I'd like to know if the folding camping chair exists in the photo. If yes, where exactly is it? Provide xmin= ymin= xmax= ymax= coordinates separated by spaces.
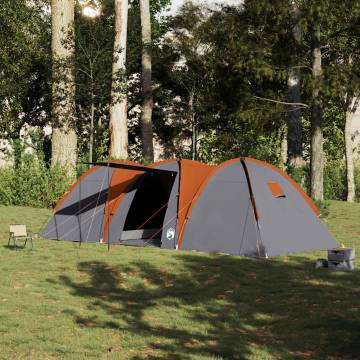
xmin=8 ymin=224 xmax=33 ymax=250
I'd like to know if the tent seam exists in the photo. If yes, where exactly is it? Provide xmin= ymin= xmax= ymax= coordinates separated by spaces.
xmin=240 ymin=158 xmax=266 ymax=257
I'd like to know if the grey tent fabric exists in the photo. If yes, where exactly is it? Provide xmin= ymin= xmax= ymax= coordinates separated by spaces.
xmin=181 ymin=161 xmax=261 ymax=256
xmin=156 ymin=161 xmax=180 ymax=249
xmin=41 ymin=166 xmax=114 ymax=242
xmin=243 ymin=159 xmax=337 ymax=256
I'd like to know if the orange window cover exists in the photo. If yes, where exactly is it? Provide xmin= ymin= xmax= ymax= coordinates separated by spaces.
xmin=268 ymin=181 xmax=285 ymax=197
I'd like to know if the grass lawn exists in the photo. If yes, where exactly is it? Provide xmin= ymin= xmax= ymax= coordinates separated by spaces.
xmin=0 ymin=201 xmax=359 ymax=359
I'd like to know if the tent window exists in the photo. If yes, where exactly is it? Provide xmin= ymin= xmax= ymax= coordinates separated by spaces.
xmin=267 ymin=181 xmax=285 ymax=198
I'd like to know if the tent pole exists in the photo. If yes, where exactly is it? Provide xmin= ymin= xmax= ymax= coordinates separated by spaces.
xmin=240 ymin=158 xmax=264 ymax=257
xmin=175 ymin=159 xmax=181 ymax=250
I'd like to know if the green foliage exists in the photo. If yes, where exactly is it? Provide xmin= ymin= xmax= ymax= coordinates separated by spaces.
xmin=323 ymin=104 xmax=347 ymax=201
xmin=0 ymin=0 xmax=51 ymax=139
xmin=301 ymin=102 xmax=348 ymax=201
xmin=355 ymin=167 xmax=360 ymax=202
xmin=198 ymin=122 xmax=282 ymax=164
xmin=0 ymin=155 xmax=73 ymax=208
xmin=287 ymin=160 xmax=347 ymax=202
xmin=1 ymin=0 xmax=360 ymax=202
xmin=324 ymin=159 xmax=346 ymax=201
xmin=287 ymin=164 xmax=308 ymax=191
xmin=314 ymin=199 xmax=330 ymax=219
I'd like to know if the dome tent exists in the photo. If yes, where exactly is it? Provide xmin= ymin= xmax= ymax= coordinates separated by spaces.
xmin=41 ymin=158 xmax=337 ymax=257
xmin=180 ymin=158 xmax=336 ymax=257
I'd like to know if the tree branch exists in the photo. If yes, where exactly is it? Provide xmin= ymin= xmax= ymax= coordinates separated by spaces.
xmin=253 ymin=96 xmax=309 ymax=108
xmin=77 ymin=68 xmax=92 ymax=78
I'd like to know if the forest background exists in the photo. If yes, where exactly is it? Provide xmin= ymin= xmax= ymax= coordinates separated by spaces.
xmin=0 ymin=0 xmax=360 ymax=208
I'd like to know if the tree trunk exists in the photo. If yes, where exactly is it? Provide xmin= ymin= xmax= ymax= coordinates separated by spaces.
xmin=310 ymin=25 xmax=324 ymax=201
xmin=51 ymin=0 xmax=77 ymax=177
xmin=140 ymin=0 xmax=154 ymax=163
xmin=280 ymin=125 xmax=288 ymax=170
xmin=13 ymin=133 xmax=22 ymax=170
xmin=345 ymin=96 xmax=358 ymax=202
xmin=89 ymin=98 xmax=95 ymax=164
xmin=191 ymin=124 xmax=197 ymax=161
xmin=287 ymin=66 xmax=303 ymax=167
xmin=109 ymin=0 xmax=128 ymax=160
xmin=189 ymin=90 xmax=197 ymax=160
xmin=287 ymin=1 xmax=303 ymax=168
xmin=89 ymin=61 xmax=95 ymax=164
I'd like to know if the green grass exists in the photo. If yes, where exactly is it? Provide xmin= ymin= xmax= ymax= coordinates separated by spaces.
xmin=0 ymin=201 xmax=359 ymax=359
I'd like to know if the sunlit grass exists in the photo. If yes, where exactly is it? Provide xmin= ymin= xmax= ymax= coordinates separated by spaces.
xmin=0 ymin=201 xmax=359 ymax=359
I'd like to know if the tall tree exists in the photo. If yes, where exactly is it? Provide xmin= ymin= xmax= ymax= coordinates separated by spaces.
xmin=109 ymin=0 xmax=128 ymax=159
xmin=140 ymin=0 xmax=154 ymax=162
xmin=51 ymin=0 xmax=77 ymax=175
xmin=155 ymin=4 xmax=216 ymax=160
xmin=310 ymin=24 xmax=324 ymax=200
xmin=287 ymin=0 xmax=303 ymax=168
xmin=326 ymin=1 xmax=360 ymax=201
xmin=344 ymin=95 xmax=358 ymax=202
xmin=75 ymin=0 xmax=115 ymax=163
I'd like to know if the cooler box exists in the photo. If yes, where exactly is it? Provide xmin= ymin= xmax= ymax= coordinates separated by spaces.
xmin=327 ymin=248 xmax=355 ymax=271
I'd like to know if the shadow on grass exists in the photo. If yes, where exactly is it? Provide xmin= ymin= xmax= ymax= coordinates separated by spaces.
xmin=54 ymin=253 xmax=360 ymax=359
xmin=3 ymin=244 xmax=29 ymax=251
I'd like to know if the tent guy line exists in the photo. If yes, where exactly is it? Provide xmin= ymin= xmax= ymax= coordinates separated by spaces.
xmin=85 ymin=166 xmax=108 ymax=243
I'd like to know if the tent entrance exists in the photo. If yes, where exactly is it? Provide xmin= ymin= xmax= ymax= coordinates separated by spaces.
xmin=122 ymin=171 xmax=176 ymax=246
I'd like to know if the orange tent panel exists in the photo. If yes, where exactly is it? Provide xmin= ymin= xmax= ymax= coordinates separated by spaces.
xmin=177 ymin=159 xmax=214 ymax=248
